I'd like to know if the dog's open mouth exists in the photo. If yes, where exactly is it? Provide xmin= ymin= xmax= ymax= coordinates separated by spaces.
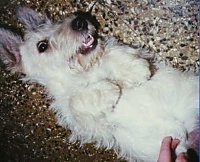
xmin=78 ymin=34 xmax=96 ymax=55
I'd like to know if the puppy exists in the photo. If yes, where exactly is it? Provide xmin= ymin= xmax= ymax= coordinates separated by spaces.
xmin=0 ymin=7 xmax=198 ymax=162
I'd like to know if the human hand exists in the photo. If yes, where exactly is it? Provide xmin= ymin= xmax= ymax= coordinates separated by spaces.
xmin=157 ymin=136 xmax=188 ymax=162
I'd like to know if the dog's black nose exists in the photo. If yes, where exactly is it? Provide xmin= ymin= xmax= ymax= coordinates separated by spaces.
xmin=71 ymin=17 xmax=88 ymax=31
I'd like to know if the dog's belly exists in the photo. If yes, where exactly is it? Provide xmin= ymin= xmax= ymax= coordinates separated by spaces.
xmin=107 ymin=68 xmax=198 ymax=161
xmin=54 ymin=67 xmax=198 ymax=162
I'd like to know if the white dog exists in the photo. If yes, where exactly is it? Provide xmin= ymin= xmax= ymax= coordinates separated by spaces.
xmin=0 ymin=7 xmax=198 ymax=162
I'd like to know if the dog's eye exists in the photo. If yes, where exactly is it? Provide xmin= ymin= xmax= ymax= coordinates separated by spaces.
xmin=37 ymin=40 xmax=49 ymax=53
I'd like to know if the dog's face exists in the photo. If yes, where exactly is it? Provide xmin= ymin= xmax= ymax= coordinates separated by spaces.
xmin=0 ymin=7 xmax=100 ymax=76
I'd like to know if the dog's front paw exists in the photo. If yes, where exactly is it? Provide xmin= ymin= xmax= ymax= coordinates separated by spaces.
xmin=113 ymin=58 xmax=151 ymax=88
xmin=69 ymin=81 xmax=120 ymax=118
xmin=102 ymin=46 xmax=152 ymax=88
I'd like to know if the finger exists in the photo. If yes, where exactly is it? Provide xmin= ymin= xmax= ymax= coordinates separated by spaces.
xmin=171 ymin=138 xmax=180 ymax=150
xmin=157 ymin=136 xmax=172 ymax=162
xmin=171 ymin=138 xmax=180 ymax=161
xmin=175 ymin=152 xmax=188 ymax=162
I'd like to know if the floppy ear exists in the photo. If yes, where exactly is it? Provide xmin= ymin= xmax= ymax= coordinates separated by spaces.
xmin=16 ymin=6 xmax=51 ymax=31
xmin=0 ymin=28 xmax=23 ymax=73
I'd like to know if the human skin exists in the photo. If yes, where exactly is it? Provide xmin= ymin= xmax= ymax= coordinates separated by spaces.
xmin=157 ymin=136 xmax=188 ymax=162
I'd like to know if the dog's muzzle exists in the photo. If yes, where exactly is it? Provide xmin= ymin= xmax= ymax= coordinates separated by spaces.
xmin=71 ymin=16 xmax=98 ymax=55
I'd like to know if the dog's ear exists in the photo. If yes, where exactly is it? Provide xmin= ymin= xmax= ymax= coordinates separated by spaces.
xmin=0 ymin=28 xmax=23 ymax=73
xmin=16 ymin=6 xmax=51 ymax=31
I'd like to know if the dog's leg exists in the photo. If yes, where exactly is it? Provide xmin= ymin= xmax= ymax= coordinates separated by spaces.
xmin=68 ymin=80 xmax=122 ymax=146
xmin=69 ymin=80 xmax=120 ymax=126
xmin=102 ymin=47 xmax=152 ymax=88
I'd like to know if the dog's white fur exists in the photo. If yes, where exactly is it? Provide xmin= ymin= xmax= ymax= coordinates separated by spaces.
xmin=0 ymin=7 xmax=198 ymax=162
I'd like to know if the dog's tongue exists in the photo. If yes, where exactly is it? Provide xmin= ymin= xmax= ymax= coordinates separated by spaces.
xmin=83 ymin=35 xmax=94 ymax=48
xmin=79 ymin=35 xmax=94 ymax=55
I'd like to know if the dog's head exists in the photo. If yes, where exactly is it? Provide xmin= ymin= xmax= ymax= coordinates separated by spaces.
xmin=0 ymin=7 xmax=101 ymax=76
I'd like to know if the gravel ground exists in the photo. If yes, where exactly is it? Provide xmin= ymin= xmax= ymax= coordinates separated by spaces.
xmin=0 ymin=0 xmax=198 ymax=161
